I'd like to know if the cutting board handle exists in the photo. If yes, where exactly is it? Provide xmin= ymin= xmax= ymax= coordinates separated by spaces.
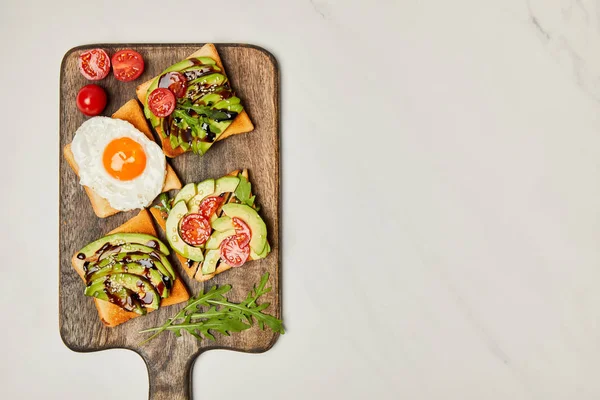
xmin=146 ymin=353 xmax=195 ymax=400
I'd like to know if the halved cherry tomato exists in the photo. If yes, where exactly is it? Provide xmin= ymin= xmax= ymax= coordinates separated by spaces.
xmin=220 ymin=236 xmax=250 ymax=267
xmin=199 ymin=196 xmax=224 ymax=219
xmin=111 ymin=49 xmax=145 ymax=82
xmin=76 ymin=84 xmax=107 ymax=116
xmin=158 ymin=72 xmax=188 ymax=98
xmin=78 ymin=49 xmax=110 ymax=80
xmin=232 ymin=217 xmax=251 ymax=248
xmin=179 ymin=213 xmax=211 ymax=246
xmin=148 ymin=88 xmax=175 ymax=117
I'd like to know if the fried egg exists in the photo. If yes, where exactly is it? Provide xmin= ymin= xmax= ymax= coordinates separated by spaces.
xmin=71 ymin=117 xmax=166 ymax=211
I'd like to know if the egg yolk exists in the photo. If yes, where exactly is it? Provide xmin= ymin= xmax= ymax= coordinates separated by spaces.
xmin=102 ymin=137 xmax=147 ymax=181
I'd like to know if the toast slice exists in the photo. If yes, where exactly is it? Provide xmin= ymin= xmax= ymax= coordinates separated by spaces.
xmin=71 ymin=209 xmax=190 ymax=327
xmin=150 ymin=169 xmax=266 ymax=282
xmin=136 ymin=43 xmax=254 ymax=158
xmin=63 ymin=99 xmax=182 ymax=218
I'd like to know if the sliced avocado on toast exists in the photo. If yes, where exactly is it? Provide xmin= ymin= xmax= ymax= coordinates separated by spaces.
xmin=155 ymin=170 xmax=271 ymax=283
xmin=76 ymin=233 xmax=174 ymax=314
xmin=144 ymin=57 xmax=244 ymax=156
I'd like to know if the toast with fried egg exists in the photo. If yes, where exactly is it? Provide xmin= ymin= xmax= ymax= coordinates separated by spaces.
xmin=63 ymin=99 xmax=182 ymax=218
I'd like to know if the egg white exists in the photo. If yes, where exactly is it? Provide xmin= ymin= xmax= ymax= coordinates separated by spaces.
xmin=71 ymin=117 xmax=167 ymax=211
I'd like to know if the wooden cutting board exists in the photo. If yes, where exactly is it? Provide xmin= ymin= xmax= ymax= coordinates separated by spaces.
xmin=59 ymin=44 xmax=280 ymax=400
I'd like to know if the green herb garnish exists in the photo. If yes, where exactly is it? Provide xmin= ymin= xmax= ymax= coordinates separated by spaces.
xmin=153 ymin=193 xmax=172 ymax=216
xmin=234 ymin=174 xmax=257 ymax=208
xmin=139 ymin=272 xmax=283 ymax=344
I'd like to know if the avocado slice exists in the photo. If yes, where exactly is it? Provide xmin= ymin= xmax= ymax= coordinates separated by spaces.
xmin=76 ymin=233 xmax=170 ymax=261
xmin=215 ymin=176 xmax=240 ymax=195
xmin=188 ymin=179 xmax=216 ymax=213
xmin=86 ymin=262 xmax=170 ymax=299
xmin=94 ymin=243 xmax=176 ymax=281
xmin=214 ymin=97 xmax=240 ymax=108
xmin=205 ymin=229 xmax=236 ymax=250
xmin=201 ymin=249 xmax=221 ymax=275
xmin=188 ymin=73 xmax=227 ymax=87
xmin=85 ymin=280 xmax=146 ymax=315
xmin=221 ymin=204 xmax=268 ymax=254
xmin=174 ymin=183 xmax=197 ymax=204
xmin=211 ymin=216 xmax=234 ymax=232
xmin=87 ymin=273 xmax=160 ymax=310
xmin=197 ymin=93 xmax=225 ymax=106
xmin=250 ymin=241 xmax=271 ymax=260
xmin=166 ymin=201 xmax=205 ymax=262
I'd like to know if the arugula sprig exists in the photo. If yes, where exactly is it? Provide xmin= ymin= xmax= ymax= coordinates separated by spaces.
xmin=139 ymin=272 xmax=283 ymax=345
xmin=234 ymin=174 xmax=258 ymax=209
xmin=153 ymin=193 xmax=173 ymax=216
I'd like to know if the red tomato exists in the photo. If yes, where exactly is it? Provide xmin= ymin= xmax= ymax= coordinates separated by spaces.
xmin=111 ymin=49 xmax=145 ymax=82
xmin=148 ymin=88 xmax=175 ymax=117
xmin=76 ymin=84 xmax=107 ymax=116
xmin=78 ymin=49 xmax=110 ymax=81
xmin=199 ymin=196 xmax=224 ymax=219
xmin=232 ymin=217 xmax=251 ymax=248
xmin=159 ymin=72 xmax=188 ymax=98
xmin=220 ymin=236 xmax=250 ymax=267
xmin=179 ymin=214 xmax=211 ymax=246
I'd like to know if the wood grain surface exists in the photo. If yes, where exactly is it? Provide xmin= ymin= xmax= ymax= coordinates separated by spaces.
xmin=59 ymin=44 xmax=280 ymax=400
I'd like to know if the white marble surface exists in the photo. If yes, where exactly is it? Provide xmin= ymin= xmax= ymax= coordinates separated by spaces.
xmin=2 ymin=0 xmax=600 ymax=398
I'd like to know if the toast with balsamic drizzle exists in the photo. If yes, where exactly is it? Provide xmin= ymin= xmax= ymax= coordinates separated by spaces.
xmin=136 ymin=43 xmax=254 ymax=158
xmin=71 ymin=209 xmax=190 ymax=327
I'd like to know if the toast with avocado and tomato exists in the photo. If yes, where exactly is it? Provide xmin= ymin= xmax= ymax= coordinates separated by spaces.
xmin=71 ymin=209 xmax=190 ymax=327
xmin=136 ymin=43 xmax=254 ymax=158
xmin=150 ymin=169 xmax=270 ymax=282
xmin=63 ymin=99 xmax=182 ymax=218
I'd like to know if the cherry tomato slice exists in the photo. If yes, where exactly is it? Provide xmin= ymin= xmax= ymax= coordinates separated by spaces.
xmin=112 ymin=49 xmax=145 ymax=82
xmin=148 ymin=88 xmax=176 ymax=117
xmin=158 ymin=72 xmax=188 ymax=98
xmin=198 ymin=196 xmax=224 ymax=219
xmin=220 ymin=236 xmax=250 ymax=267
xmin=179 ymin=213 xmax=211 ymax=246
xmin=78 ymin=49 xmax=110 ymax=81
xmin=232 ymin=217 xmax=251 ymax=248
xmin=76 ymin=84 xmax=107 ymax=116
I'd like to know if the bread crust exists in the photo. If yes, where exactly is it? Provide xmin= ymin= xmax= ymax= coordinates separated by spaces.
xmin=71 ymin=209 xmax=190 ymax=327
xmin=63 ymin=99 xmax=182 ymax=218
xmin=136 ymin=44 xmax=254 ymax=157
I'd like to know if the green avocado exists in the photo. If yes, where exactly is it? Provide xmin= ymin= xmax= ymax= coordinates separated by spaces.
xmin=198 ymin=93 xmax=225 ymax=106
xmin=87 ymin=273 xmax=160 ymax=309
xmin=84 ymin=280 xmax=146 ymax=315
xmin=250 ymin=241 xmax=271 ymax=260
xmin=188 ymin=179 xmax=216 ymax=213
xmin=86 ymin=262 xmax=170 ymax=299
xmin=166 ymin=201 xmax=205 ymax=262
xmin=95 ymin=243 xmax=176 ymax=281
xmin=174 ymin=183 xmax=197 ymax=204
xmin=205 ymin=229 xmax=236 ymax=250
xmin=188 ymin=73 xmax=227 ymax=87
xmin=211 ymin=216 xmax=234 ymax=232
xmin=201 ymin=249 xmax=221 ymax=275
xmin=221 ymin=204 xmax=268 ymax=254
xmin=215 ymin=176 xmax=240 ymax=194
xmin=77 ymin=233 xmax=170 ymax=260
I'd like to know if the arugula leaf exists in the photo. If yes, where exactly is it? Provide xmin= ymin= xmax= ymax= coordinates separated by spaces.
xmin=153 ymin=193 xmax=172 ymax=216
xmin=234 ymin=174 xmax=254 ymax=207
xmin=139 ymin=273 xmax=283 ymax=344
